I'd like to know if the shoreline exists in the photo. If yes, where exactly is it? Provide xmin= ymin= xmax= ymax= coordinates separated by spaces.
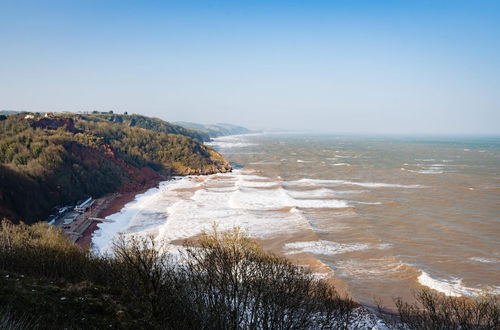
xmin=76 ymin=178 xmax=166 ymax=249
xmin=74 ymin=172 xmax=394 ymax=326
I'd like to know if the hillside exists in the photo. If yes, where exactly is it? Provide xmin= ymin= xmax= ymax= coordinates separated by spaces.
xmin=0 ymin=222 xmax=358 ymax=329
xmin=0 ymin=113 xmax=231 ymax=224
xmin=1 ymin=221 xmax=497 ymax=329
xmin=176 ymin=121 xmax=254 ymax=138
xmin=91 ymin=112 xmax=211 ymax=142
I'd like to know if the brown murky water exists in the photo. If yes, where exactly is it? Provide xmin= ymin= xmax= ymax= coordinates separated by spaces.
xmin=93 ymin=133 xmax=500 ymax=307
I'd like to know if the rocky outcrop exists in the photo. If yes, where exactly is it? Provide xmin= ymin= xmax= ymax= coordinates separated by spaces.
xmin=32 ymin=118 xmax=78 ymax=132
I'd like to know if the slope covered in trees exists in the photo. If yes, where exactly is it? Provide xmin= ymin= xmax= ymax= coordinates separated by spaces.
xmin=92 ymin=113 xmax=211 ymax=142
xmin=0 ymin=113 xmax=231 ymax=224
xmin=176 ymin=121 xmax=254 ymax=138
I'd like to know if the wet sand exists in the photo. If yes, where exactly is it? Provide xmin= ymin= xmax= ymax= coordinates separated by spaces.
xmin=76 ymin=178 xmax=165 ymax=249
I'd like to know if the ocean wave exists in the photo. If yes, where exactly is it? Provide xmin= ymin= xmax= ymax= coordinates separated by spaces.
xmin=229 ymin=187 xmax=349 ymax=210
xmin=402 ymin=162 xmax=448 ymax=174
xmin=235 ymin=180 xmax=280 ymax=188
xmin=248 ymin=161 xmax=280 ymax=165
xmin=286 ymin=188 xmax=338 ymax=199
xmin=284 ymin=240 xmax=370 ymax=256
xmin=417 ymin=170 xmax=444 ymax=174
xmin=334 ymin=257 xmax=408 ymax=278
xmin=207 ymin=141 xmax=257 ymax=148
xmin=286 ymin=187 xmax=366 ymax=200
xmin=417 ymin=271 xmax=500 ymax=297
xmin=469 ymin=257 xmax=498 ymax=264
xmin=206 ymin=134 xmax=260 ymax=149
xmin=159 ymin=189 xmax=313 ymax=241
xmin=286 ymin=178 xmax=424 ymax=189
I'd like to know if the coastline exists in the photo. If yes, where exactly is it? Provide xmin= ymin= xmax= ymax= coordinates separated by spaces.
xmin=76 ymin=178 xmax=165 ymax=249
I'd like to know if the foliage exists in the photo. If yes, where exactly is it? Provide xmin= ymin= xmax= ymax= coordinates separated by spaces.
xmin=0 ymin=222 xmax=356 ymax=329
xmin=85 ymin=113 xmax=211 ymax=142
xmin=0 ymin=114 xmax=230 ymax=224
xmin=180 ymin=226 xmax=356 ymax=329
xmin=176 ymin=121 xmax=253 ymax=138
xmin=395 ymin=288 xmax=500 ymax=329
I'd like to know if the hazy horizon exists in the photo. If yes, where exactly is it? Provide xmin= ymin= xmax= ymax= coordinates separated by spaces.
xmin=1 ymin=1 xmax=499 ymax=135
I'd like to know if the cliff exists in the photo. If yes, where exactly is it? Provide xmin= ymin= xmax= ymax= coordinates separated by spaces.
xmin=0 ymin=113 xmax=231 ymax=224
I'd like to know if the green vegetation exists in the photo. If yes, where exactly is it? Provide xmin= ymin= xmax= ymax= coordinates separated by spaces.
xmin=87 ymin=113 xmax=211 ymax=142
xmin=0 ymin=221 xmax=499 ymax=329
xmin=0 ymin=113 xmax=231 ymax=224
xmin=176 ymin=121 xmax=254 ymax=138
xmin=0 ymin=221 xmax=356 ymax=329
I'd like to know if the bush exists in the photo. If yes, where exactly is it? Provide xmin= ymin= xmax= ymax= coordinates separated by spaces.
xmin=3 ymin=220 xmax=500 ymax=329
xmin=109 ymin=228 xmax=356 ymax=329
xmin=180 ymin=227 xmax=356 ymax=329
xmin=395 ymin=288 xmax=500 ymax=329
xmin=0 ymin=308 xmax=37 ymax=330
xmin=0 ymin=221 xmax=356 ymax=328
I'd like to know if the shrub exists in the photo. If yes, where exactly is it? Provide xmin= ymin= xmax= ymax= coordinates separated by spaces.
xmin=181 ymin=227 xmax=356 ymax=329
xmin=0 ymin=308 xmax=37 ymax=330
xmin=395 ymin=288 xmax=500 ymax=329
xmin=1 ymin=221 xmax=356 ymax=329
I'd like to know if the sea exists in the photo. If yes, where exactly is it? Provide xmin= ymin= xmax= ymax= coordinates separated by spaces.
xmin=92 ymin=133 xmax=500 ymax=307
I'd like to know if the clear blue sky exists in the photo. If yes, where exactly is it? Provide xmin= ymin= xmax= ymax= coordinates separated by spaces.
xmin=1 ymin=0 xmax=499 ymax=134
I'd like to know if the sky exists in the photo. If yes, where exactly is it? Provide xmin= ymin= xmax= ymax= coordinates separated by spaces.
xmin=1 ymin=0 xmax=499 ymax=134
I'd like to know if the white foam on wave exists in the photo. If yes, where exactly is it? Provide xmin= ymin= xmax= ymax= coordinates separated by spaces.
xmin=417 ymin=170 xmax=444 ymax=174
xmin=94 ymin=169 xmax=373 ymax=252
xmin=229 ymin=187 xmax=349 ymax=210
xmin=92 ymin=169 xmax=394 ymax=256
xmin=351 ymin=201 xmax=383 ymax=205
xmin=417 ymin=163 xmax=447 ymax=174
xmin=92 ymin=179 xmax=192 ymax=253
xmin=236 ymin=180 xmax=279 ymax=188
xmin=232 ymin=173 xmax=280 ymax=188
xmin=334 ymin=257 xmax=407 ymax=278
xmin=295 ymin=199 xmax=349 ymax=208
xmin=286 ymin=188 xmax=337 ymax=199
xmin=206 ymin=186 xmax=238 ymax=192
xmin=284 ymin=240 xmax=370 ymax=256
xmin=469 ymin=257 xmax=498 ymax=264
xmin=418 ymin=271 xmax=500 ymax=297
xmin=158 ymin=187 xmax=314 ymax=242
xmin=401 ymin=167 xmax=444 ymax=174
xmin=331 ymin=163 xmax=351 ymax=167
xmin=207 ymin=141 xmax=257 ymax=148
xmin=206 ymin=134 xmax=261 ymax=149
xmin=287 ymin=178 xmax=423 ymax=189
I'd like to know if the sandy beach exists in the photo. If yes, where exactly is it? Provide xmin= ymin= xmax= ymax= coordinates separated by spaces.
xmin=76 ymin=178 xmax=165 ymax=249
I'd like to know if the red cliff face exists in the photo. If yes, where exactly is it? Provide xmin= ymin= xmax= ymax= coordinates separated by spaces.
xmin=32 ymin=118 xmax=77 ymax=132
xmin=67 ymin=142 xmax=166 ymax=193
